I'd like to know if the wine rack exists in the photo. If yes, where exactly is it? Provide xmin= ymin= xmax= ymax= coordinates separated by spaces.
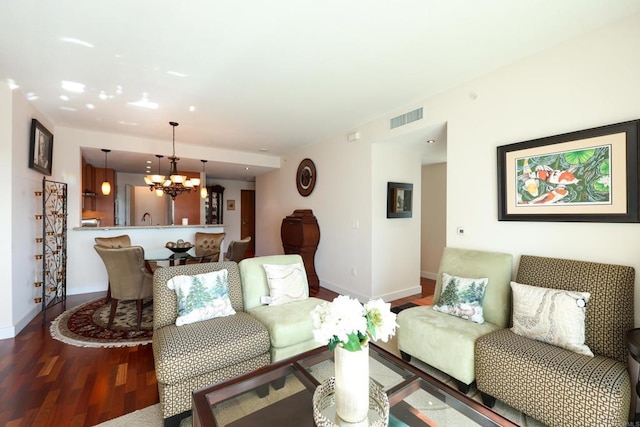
xmin=35 ymin=177 xmax=67 ymax=324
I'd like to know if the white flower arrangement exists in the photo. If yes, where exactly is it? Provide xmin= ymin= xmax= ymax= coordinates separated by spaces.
xmin=311 ymin=295 xmax=398 ymax=352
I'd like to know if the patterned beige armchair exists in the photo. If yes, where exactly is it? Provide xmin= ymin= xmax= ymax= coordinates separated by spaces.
xmin=475 ymin=256 xmax=634 ymax=427
xmin=152 ymin=261 xmax=270 ymax=426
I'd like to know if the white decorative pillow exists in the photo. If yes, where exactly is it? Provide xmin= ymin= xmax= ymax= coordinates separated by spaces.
xmin=263 ymin=263 xmax=307 ymax=306
xmin=510 ymin=281 xmax=593 ymax=356
xmin=166 ymin=269 xmax=236 ymax=326
xmin=432 ymin=272 xmax=488 ymax=324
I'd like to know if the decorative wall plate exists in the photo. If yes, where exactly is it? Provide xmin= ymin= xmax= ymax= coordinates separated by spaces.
xmin=296 ymin=158 xmax=317 ymax=196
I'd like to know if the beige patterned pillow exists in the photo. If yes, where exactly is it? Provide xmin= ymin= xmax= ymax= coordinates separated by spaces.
xmin=263 ymin=263 xmax=307 ymax=306
xmin=511 ymin=281 xmax=593 ymax=356
xmin=167 ymin=270 xmax=236 ymax=326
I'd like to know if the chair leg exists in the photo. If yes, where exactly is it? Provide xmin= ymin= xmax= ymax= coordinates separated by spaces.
xmin=105 ymin=282 xmax=111 ymax=303
xmin=136 ymin=299 xmax=143 ymax=330
xmin=107 ymin=299 xmax=118 ymax=329
xmin=481 ymin=392 xmax=496 ymax=408
xmin=455 ymin=380 xmax=471 ymax=394
xmin=400 ymin=351 xmax=412 ymax=362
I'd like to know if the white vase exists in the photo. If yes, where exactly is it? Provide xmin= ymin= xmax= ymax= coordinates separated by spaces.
xmin=334 ymin=343 xmax=370 ymax=423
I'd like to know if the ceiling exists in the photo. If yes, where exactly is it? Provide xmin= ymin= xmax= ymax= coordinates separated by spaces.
xmin=2 ymin=1 xmax=640 ymax=179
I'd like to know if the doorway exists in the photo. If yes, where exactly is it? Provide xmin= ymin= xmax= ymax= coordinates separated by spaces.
xmin=240 ymin=190 xmax=256 ymax=257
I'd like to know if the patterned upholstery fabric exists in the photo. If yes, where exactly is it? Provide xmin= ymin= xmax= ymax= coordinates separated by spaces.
xmin=152 ymin=262 xmax=270 ymax=421
xmin=475 ymin=255 xmax=634 ymax=427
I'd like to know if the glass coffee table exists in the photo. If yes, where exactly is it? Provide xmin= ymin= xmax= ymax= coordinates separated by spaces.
xmin=192 ymin=344 xmax=518 ymax=426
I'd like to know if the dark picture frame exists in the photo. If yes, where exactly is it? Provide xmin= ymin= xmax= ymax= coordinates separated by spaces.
xmin=387 ymin=182 xmax=413 ymax=218
xmin=29 ymin=119 xmax=53 ymax=176
xmin=497 ymin=119 xmax=640 ymax=222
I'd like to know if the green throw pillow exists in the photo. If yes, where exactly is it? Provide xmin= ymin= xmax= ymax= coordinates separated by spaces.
xmin=166 ymin=269 xmax=236 ymax=326
xmin=432 ymin=272 xmax=488 ymax=324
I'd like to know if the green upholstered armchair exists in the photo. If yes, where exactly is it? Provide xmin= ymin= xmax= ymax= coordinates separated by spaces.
xmin=238 ymin=254 xmax=324 ymax=362
xmin=396 ymin=247 xmax=513 ymax=392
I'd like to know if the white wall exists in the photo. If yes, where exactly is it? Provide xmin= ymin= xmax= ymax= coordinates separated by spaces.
xmin=421 ymin=163 xmax=446 ymax=279
xmin=256 ymin=12 xmax=640 ymax=313
xmin=439 ymin=13 xmax=640 ymax=324
xmin=1 ymin=87 xmax=56 ymax=339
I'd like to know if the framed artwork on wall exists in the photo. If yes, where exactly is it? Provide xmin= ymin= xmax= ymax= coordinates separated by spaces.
xmin=497 ymin=119 xmax=640 ymax=222
xmin=29 ymin=119 xmax=53 ymax=176
xmin=387 ymin=182 xmax=413 ymax=218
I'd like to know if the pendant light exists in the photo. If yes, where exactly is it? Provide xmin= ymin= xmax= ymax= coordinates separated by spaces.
xmin=200 ymin=160 xmax=208 ymax=199
xmin=101 ymin=149 xmax=111 ymax=195
xmin=144 ymin=122 xmax=200 ymax=200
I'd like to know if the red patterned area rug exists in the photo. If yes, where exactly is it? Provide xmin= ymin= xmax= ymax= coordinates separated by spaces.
xmin=50 ymin=297 xmax=153 ymax=348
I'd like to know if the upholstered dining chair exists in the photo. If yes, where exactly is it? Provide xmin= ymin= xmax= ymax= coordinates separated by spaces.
xmin=94 ymin=245 xmax=153 ymax=330
xmin=94 ymin=234 xmax=132 ymax=248
xmin=94 ymin=235 xmax=132 ymax=301
xmin=194 ymin=232 xmax=226 ymax=262
xmin=223 ymin=236 xmax=251 ymax=262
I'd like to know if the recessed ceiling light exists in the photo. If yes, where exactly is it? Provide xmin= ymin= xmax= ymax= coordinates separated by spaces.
xmin=26 ymin=92 xmax=38 ymax=101
xmin=60 ymin=106 xmax=77 ymax=112
xmin=98 ymin=91 xmax=109 ymax=100
xmin=7 ymin=79 xmax=18 ymax=90
xmin=127 ymin=93 xmax=158 ymax=109
xmin=189 ymin=106 xmax=196 ymax=112
xmin=60 ymin=95 xmax=69 ymax=101
xmin=426 ymin=139 xmax=435 ymax=144
xmin=146 ymin=160 xmax=152 ymax=164
xmin=60 ymin=37 xmax=94 ymax=48
xmin=86 ymin=104 xmax=95 ymax=110
xmin=167 ymin=71 xmax=188 ymax=77
xmin=61 ymin=80 xmax=85 ymax=93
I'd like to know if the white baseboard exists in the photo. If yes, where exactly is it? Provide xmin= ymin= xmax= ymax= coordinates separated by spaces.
xmin=319 ymin=280 xmax=421 ymax=303
xmin=421 ymin=271 xmax=438 ymax=280
xmin=0 ymin=304 xmax=42 ymax=339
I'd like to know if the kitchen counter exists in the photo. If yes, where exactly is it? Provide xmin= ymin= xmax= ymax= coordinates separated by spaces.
xmin=73 ymin=224 xmax=226 ymax=231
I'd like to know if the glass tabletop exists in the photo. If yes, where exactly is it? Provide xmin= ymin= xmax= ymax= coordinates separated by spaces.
xmin=192 ymin=344 xmax=518 ymax=427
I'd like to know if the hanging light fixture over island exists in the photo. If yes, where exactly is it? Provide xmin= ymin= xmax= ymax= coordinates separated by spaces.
xmin=143 ymin=121 xmax=200 ymax=200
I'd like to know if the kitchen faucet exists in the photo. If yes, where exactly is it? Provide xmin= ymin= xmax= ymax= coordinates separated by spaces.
xmin=141 ymin=212 xmax=152 ymax=225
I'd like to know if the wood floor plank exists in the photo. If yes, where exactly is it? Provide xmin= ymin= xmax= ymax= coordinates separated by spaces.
xmin=0 ymin=280 xmax=434 ymax=426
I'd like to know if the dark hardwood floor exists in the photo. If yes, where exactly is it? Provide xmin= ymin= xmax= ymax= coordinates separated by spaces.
xmin=0 ymin=278 xmax=434 ymax=426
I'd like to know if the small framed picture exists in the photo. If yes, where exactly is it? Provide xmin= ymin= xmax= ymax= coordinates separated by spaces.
xmin=387 ymin=182 xmax=413 ymax=218
xmin=29 ymin=119 xmax=53 ymax=176
xmin=227 ymin=199 xmax=235 ymax=211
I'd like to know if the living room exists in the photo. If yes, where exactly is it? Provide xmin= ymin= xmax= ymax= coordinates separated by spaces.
xmin=1 ymin=2 xmax=640 ymax=425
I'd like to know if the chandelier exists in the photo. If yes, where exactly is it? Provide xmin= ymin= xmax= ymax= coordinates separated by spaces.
xmin=143 ymin=121 xmax=200 ymax=200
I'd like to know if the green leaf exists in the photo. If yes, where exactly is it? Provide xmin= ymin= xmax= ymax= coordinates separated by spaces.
xmin=564 ymin=149 xmax=595 ymax=165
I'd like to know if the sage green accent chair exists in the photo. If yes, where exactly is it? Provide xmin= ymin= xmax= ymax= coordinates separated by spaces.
xmin=239 ymin=254 xmax=324 ymax=362
xmin=475 ymin=255 xmax=634 ymax=427
xmin=396 ymin=247 xmax=513 ymax=392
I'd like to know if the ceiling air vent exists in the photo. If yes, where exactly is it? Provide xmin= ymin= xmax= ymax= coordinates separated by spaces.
xmin=390 ymin=107 xmax=423 ymax=129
